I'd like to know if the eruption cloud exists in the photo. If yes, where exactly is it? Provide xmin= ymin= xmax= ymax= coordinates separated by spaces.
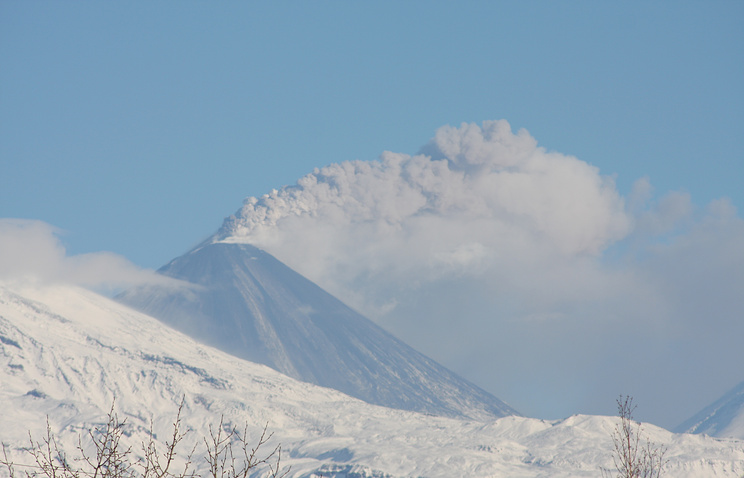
xmin=214 ymin=120 xmax=744 ymax=427
xmin=218 ymin=120 xmax=632 ymax=311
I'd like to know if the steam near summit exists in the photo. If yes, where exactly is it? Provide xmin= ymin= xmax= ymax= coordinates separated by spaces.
xmin=4 ymin=119 xmax=743 ymax=428
xmin=219 ymin=120 xmax=630 ymax=257
xmin=213 ymin=120 xmax=633 ymax=323
xmin=210 ymin=119 xmax=744 ymax=427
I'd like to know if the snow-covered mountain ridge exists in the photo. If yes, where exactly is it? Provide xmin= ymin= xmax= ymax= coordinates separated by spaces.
xmin=2 ymin=284 xmax=743 ymax=477
xmin=676 ymin=380 xmax=744 ymax=440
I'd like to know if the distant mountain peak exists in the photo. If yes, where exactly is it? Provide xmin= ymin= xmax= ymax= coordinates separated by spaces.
xmin=676 ymin=380 xmax=744 ymax=439
xmin=117 ymin=242 xmax=517 ymax=420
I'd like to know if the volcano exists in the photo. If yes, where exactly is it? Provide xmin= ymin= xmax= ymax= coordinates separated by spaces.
xmin=116 ymin=241 xmax=517 ymax=419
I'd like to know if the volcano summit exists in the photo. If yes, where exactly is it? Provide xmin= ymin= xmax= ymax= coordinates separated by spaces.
xmin=117 ymin=241 xmax=517 ymax=419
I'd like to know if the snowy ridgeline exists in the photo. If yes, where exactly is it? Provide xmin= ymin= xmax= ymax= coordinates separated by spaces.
xmin=1 ymin=285 xmax=743 ymax=478
xmin=675 ymin=379 xmax=744 ymax=440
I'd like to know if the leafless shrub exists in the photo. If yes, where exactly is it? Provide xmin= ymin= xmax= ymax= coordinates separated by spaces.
xmin=203 ymin=418 xmax=286 ymax=478
xmin=139 ymin=399 xmax=194 ymax=478
xmin=3 ymin=417 xmax=79 ymax=478
xmin=1 ymin=401 xmax=286 ymax=478
xmin=602 ymin=395 xmax=667 ymax=478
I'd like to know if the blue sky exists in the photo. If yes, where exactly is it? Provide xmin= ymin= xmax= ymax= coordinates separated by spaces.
xmin=2 ymin=2 xmax=743 ymax=428
xmin=3 ymin=2 xmax=742 ymax=268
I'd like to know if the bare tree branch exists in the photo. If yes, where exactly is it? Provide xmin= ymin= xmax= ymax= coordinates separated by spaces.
xmin=3 ymin=400 xmax=286 ymax=478
xmin=602 ymin=395 xmax=667 ymax=478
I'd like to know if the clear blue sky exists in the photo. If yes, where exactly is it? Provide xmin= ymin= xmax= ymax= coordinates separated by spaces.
xmin=2 ymin=1 xmax=741 ymax=268
xmin=2 ymin=2 xmax=743 ymax=428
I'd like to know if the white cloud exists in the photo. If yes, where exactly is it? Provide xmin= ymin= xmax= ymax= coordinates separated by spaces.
xmin=216 ymin=120 xmax=744 ymax=428
xmin=0 ymin=219 xmax=183 ymax=292
xmin=219 ymin=120 xmax=631 ymax=315
xmin=4 ymin=118 xmax=740 ymax=428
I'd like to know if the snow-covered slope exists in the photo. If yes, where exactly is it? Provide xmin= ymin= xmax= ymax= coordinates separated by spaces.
xmin=676 ymin=380 xmax=744 ymax=440
xmin=116 ymin=242 xmax=516 ymax=420
xmin=2 ymin=284 xmax=743 ymax=478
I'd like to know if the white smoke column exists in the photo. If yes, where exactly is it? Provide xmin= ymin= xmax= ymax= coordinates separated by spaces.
xmin=217 ymin=120 xmax=632 ymax=316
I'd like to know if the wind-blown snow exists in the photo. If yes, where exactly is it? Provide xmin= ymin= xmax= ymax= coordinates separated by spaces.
xmin=0 ymin=219 xmax=183 ymax=291
xmin=2 ymin=284 xmax=742 ymax=478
